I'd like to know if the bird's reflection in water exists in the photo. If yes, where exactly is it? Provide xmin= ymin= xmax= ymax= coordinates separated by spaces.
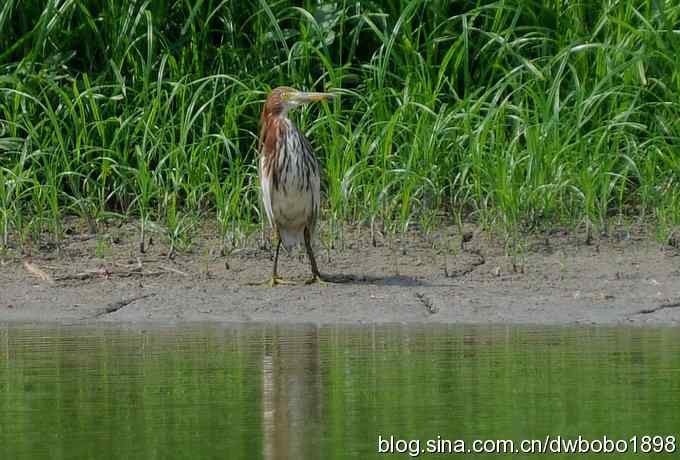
xmin=263 ymin=326 xmax=322 ymax=460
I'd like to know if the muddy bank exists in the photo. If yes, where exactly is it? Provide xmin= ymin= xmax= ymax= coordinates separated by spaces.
xmin=1 ymin=224 xmax=679 ymax=326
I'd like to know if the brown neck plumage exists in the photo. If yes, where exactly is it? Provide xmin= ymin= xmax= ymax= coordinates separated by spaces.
xmin=259 ymin=93 xmax=286 ymax=156
xmin=259 ymin=95 xmax=291 ymax=190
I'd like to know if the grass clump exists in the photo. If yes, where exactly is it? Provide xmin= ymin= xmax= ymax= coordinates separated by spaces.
xmin=1 ymin=0 xmax=680 ymax=251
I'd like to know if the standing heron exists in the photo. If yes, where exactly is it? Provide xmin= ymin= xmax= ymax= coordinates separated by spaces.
xmin=258 ymin=86 xmax=334 ymax=286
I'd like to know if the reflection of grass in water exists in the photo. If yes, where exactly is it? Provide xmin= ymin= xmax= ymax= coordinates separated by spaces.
xmin=0 ymin=326 xmax=264 ymax=459
xmin=1 ymin=326 xmax=680 ymax=459
xmin=1 ymin=1 xmax=680 ymax=252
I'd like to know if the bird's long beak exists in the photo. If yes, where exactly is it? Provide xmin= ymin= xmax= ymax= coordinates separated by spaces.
xmin=292 ymin=91 xmax=335 ymax=104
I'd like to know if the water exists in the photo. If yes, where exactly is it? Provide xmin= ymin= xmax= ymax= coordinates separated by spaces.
xmin=1 ymin=324 xmax=679 ymax=459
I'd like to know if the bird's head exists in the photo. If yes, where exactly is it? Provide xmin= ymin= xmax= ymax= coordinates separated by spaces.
xmin=263 ymin=86 xmax=334 ymax=117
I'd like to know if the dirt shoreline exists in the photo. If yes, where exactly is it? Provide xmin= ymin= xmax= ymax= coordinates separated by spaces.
xmin=1 ymin=224 xmax=679 ymax=326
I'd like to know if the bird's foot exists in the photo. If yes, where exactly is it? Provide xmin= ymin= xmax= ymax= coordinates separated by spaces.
xmin=249 ymin=276 xmax=297 ymax=287
xmin=269 ymin=275 xmax=297 ymax=287
xmin=304 ymin=274 xmax=328 ymax=286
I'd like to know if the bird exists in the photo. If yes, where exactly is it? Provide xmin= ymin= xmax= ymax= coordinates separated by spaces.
xmin=258 ymin=86 xmax=334 ymax=286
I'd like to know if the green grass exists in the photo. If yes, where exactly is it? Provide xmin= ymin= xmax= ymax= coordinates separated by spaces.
xmin=1 ymin=0 xmax=680 ymax=251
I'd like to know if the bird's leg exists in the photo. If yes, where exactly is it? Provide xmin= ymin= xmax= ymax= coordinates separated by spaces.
xmin=249 ymin=229 xmax=296 ymax=286
xmin=304 ymin=227 xmax=327 ymax=285
xmin=268 ymin=230 xmax=295 ymax=286
xmin=272 ymin=235 xmax=281 ymax=277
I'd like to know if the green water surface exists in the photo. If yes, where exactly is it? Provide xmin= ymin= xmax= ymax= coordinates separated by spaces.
xmin=1 ymin=324 xmax=679 ymax=459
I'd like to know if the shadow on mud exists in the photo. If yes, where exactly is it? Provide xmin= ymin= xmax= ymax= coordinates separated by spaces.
xmin=322 ymin=273 xmax=427 ymax=287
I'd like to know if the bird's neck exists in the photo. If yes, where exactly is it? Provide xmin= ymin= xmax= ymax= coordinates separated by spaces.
xmin=263 ymin=113 xmax=293 ymax=136
xmin=260 ymin=113 xmax=293 ymax=157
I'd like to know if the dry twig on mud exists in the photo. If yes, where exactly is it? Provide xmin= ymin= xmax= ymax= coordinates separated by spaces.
xmin=415 ymin=292 xmax=439 ymax=314
xmin=160 ymin=265 xmax=190 ymax=277
xmin=56 ymin=267 xmax=111 ymax=281
xmin=115 ymin=270 xmax=165 ymax=278
xmin=634 ymin=301 xmax=680 ymax=315
xmin=55 ymin=266 xmax=166 ymax=281
xmin=95 ymin=293 xmax=157 ymax=317
xmin=23 ymin=260 xmax=55 ymax=284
